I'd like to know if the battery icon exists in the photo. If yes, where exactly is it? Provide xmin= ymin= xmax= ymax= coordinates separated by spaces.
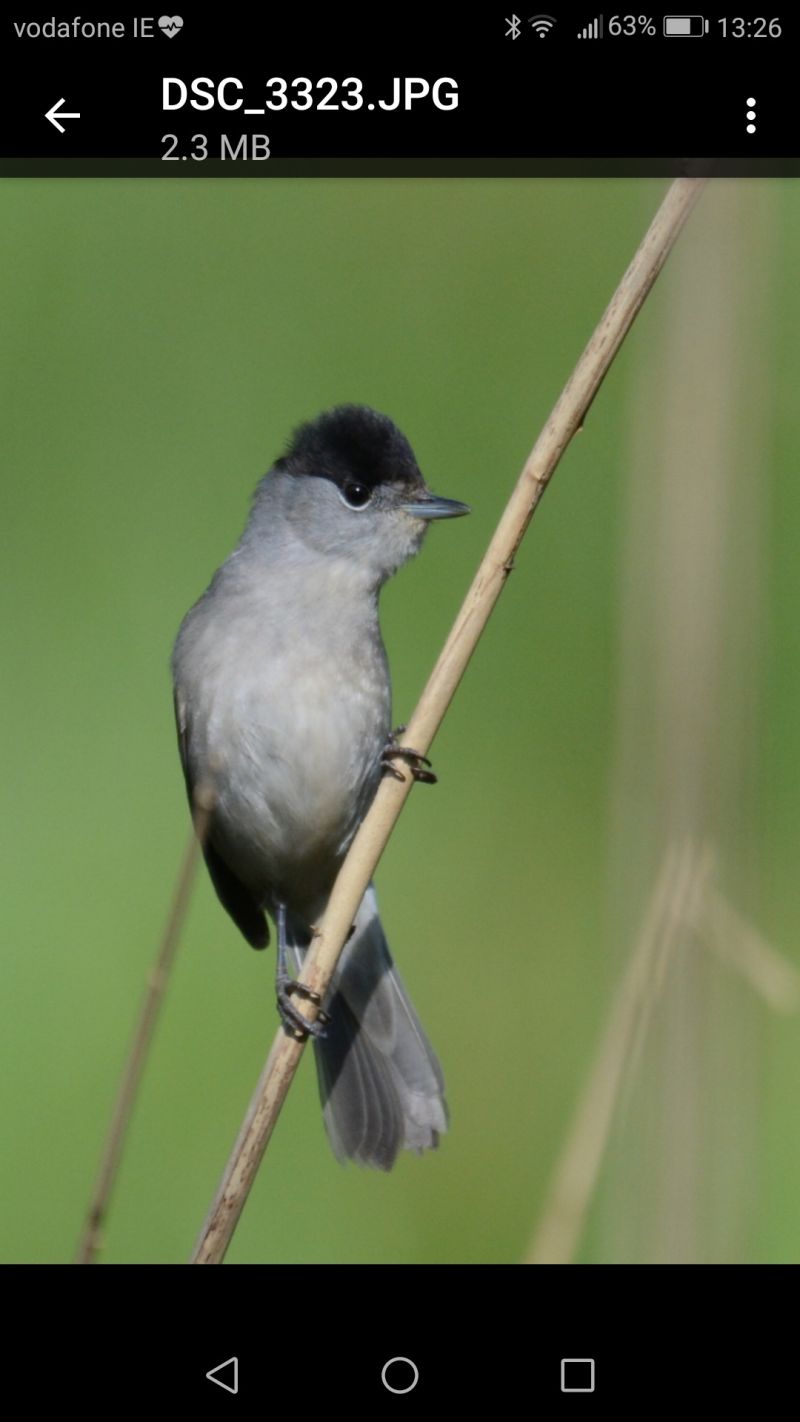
xmin=664 ymin=15 xmax=708 ymax=34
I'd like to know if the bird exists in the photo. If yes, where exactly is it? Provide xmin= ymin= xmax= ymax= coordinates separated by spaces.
xmin=172 ymin=404 xmax=469 ymax=1169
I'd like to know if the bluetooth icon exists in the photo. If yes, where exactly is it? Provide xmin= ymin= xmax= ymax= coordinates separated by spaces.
xmin=505 ymin=14 xmax=522 ymax=38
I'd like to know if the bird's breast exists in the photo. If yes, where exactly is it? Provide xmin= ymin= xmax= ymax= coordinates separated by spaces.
xmin=194 ymin=603 xmax=391 ymax=912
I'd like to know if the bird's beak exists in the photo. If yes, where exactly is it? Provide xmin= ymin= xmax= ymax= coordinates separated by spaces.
xmin=402 ymin=492 xmax=471 ymax=520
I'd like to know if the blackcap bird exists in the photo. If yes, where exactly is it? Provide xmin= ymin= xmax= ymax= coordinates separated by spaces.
xmin=172 ymin=405 xmax=468 ymax=1168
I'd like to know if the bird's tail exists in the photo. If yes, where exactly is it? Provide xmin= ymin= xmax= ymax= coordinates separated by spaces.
xmin=287 ymin=885 xmax=447 ymax=1170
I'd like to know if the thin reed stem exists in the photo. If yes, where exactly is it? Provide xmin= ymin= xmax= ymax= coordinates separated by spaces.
xmin=75 ymin=790 xmax=213 ymax=1264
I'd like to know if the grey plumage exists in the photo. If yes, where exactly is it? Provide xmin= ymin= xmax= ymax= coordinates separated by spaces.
xmin=172 ymin=405 xmax=467 ymax=1168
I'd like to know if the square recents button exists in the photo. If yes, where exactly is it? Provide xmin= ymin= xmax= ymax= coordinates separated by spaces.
xmin=561 ymin=1359 xmax=595 ymax=1393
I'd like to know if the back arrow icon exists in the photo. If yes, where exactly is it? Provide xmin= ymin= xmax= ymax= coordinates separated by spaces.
xmin=45 ymin=99 xmax=80 ymax=133
xmin=206 ymin=1357 xmax=238 ymax=1394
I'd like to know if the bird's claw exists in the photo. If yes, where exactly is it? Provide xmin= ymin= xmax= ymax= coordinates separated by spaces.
xmin=276 ymin=979 xmax=329 ymax=1040
xmin=381 ymin=726 xmax=438 ymax=785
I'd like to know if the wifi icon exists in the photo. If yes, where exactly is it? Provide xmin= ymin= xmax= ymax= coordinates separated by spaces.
xmin=528 ymin=13 xmax=557 ymax=35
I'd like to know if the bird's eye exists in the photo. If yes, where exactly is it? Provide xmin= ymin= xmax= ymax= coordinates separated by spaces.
xmin=341 ymin=481 xmax=372 ymax=510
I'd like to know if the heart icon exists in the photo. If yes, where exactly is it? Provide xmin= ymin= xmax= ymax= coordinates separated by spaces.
xmin=158 ymin=15 xmax=183 ymax=36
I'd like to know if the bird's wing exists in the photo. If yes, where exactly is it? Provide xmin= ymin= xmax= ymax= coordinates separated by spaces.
xmin=173 ymin=688 xmax=269 ymax=949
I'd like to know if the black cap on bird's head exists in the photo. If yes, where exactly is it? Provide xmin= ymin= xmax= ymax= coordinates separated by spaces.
xmin=283 ymin=405 xmax=418 ymax=494
xmin=279 ymin=405 xmax=470 ymax=522
xmin=250 ymin=404 xmax=468 ymax=585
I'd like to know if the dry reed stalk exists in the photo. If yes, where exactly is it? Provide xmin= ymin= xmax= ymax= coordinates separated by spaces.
xmin=75 ymin=790 xmax=213 ymax=1264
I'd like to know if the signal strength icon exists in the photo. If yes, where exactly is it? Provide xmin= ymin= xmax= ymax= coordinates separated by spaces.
xmin=528 ymin=14 xmax=557 ymax=36
xmin=577 ymin=15 xmax=603 ymax=38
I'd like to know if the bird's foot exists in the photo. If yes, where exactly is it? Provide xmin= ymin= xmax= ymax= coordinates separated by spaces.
xmin=276 ymin=976 xmax=329 ymax=1041
xmin=381 ymin=725 xmax=438 ymax=785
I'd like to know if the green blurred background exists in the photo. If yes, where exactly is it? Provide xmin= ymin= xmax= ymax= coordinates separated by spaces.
xmin=3 ymin=178 xmax=799 ymax=1263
